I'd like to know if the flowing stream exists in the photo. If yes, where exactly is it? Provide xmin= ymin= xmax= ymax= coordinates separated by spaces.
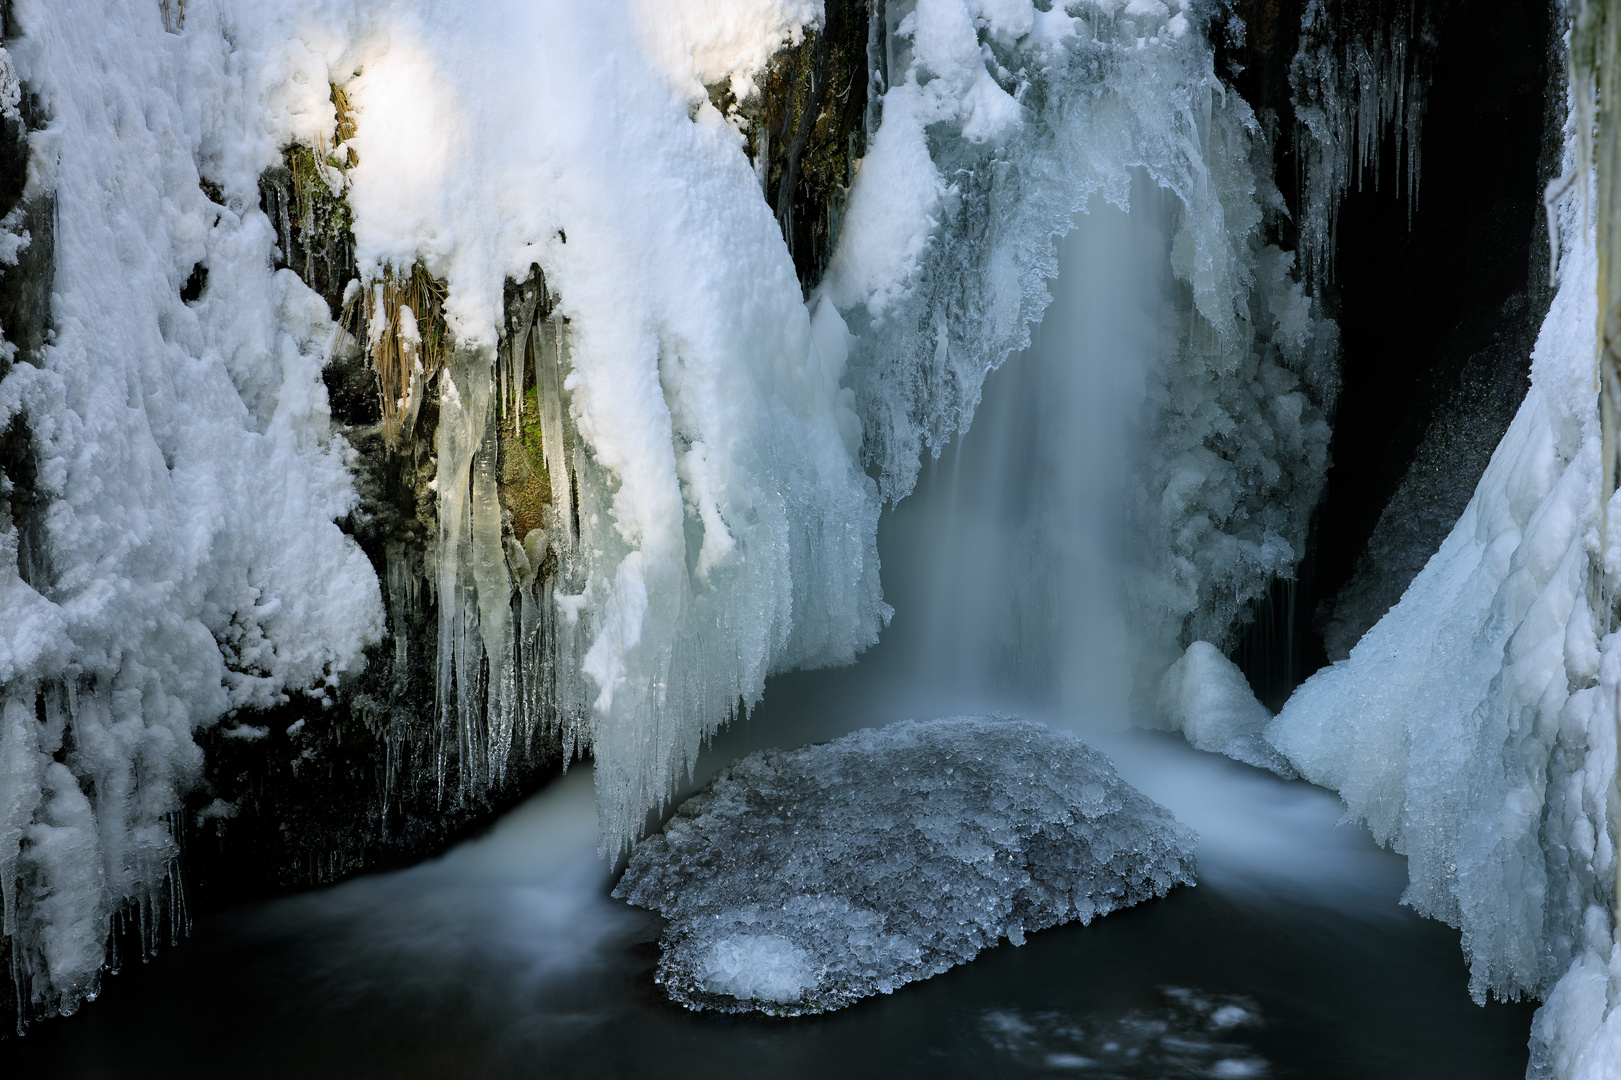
xmin=10 ymin=199 xmax=1538 ymax=1079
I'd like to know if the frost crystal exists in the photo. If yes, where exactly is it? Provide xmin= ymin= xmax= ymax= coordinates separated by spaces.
xmin=614 ymin=716 xmax=1196 ymax=1015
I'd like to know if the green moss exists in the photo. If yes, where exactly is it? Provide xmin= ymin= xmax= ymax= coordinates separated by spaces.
xmin=724 ymin=0 xmax=871 ymax=288
xmin=287 ymin=145 xmax=352 ymax=245
xmin=500 ymin=386 xmax=553 ymax=539
xmin=260 ymin=142 xmax=357 ymax=317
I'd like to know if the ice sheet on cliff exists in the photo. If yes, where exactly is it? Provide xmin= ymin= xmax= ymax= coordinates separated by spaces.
xmin=1264 ymin=191 xmax=1620 ymax=1077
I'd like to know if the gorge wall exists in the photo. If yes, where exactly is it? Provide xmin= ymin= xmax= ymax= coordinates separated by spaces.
xmin=0 ymin=4 xmax=1602 ymax=1072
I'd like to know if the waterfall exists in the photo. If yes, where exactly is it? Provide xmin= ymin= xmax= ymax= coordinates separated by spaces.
xmin=0 ymin=0 xmax=1344 ymax=1022
xmin=873 ymin=186 xmax=1167 ymax=724
xmin=17 ymin=2 xmax=1605 ymax=1064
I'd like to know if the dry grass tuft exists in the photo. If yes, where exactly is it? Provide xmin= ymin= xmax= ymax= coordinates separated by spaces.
xmin=337 ymin=263 xmax=450 ymax=448
xmin=329 ymin=83 xmax=358 ymax=166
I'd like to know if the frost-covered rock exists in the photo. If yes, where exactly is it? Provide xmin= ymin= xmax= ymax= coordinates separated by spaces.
xmin=613 ymin=716 xmax=1196 ymax=1015
xmin=1160 ymin=642 xmax=1296 ymax=779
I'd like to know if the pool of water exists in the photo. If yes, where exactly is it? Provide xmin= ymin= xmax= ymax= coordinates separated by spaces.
xmin=6 ymin=726 xmax=1535 ymax=1080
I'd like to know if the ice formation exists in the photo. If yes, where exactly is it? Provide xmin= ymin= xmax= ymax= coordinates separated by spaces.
xmin=323 ymin=0 xmax=892 ymax=851
xmin=0 ymin=2 xmax=383 ymax=1018
xmin=1290 ymin=0 xmax=1442 ymax=282
xmin=613 ymin=716 xmax=1196 ymax=1015
xmin=1159 ymin=642 xmax=1295 ymax=778
xmin=0 ymin=0 xmax=888 ymax=1019
xmin=0 ymin=0 xmax=1338 ymax=1025
xmin=1264 ymin=169 xmax=1619 ymax=1076
xmin=825 ymin=0 xmax=1337 ymax=681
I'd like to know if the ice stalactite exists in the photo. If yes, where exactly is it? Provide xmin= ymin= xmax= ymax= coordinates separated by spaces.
xmin=433 ymin=354 xmax=496 ymax=797
xmin=1290 ymin=0 xmax=1445 ymax=282
xmin=416 ymin=281 xmax=585 ymax=802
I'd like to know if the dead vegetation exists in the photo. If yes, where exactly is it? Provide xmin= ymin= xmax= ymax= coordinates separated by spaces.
xmin=336 ymin=262 xmax=450 ymax=449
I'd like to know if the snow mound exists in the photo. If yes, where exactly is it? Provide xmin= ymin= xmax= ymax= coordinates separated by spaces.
xmin=1160 ymin=642 xmax=1297 ymax=778
xmin=613 ymin=716 xmax=1197 ymax=1015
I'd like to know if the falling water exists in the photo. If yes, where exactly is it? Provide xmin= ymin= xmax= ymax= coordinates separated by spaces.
xmin=874 ymin=186 xmax=1166 ymax=726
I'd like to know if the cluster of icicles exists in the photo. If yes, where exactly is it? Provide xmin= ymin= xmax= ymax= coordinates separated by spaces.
xmin=418 ymin=279 xmax=589 ymax=803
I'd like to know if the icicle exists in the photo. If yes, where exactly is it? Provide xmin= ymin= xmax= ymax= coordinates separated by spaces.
xmin=0 ymin=682 xmax=43 ymax=949
xmin=396 ymin=304 xmax=425 ymax=443
xmin=454 ymin=551 xmax=486 ymax=799
xmin=434 ymin=354 xmax=491 ymax=796
xmin=498 ymin=340 xmax=508 ymax=426
xmin=512 ymin=315 xmax=533 ymax=438
xmin=537 ymin=315 xmax=576 ymax=545
xmin=1290 ymin=0 xmax=1440 ymax=283
xmin=512 ymin=323 xmax=524 ymax=430
xmin=384 ymin=540 xmax=415 ymax=674
xmin=471 ymin=396 xmax=517 ymax=783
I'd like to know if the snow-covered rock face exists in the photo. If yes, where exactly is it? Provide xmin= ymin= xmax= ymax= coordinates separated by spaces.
xmin=613 ymin=716 xmax=1197 ymax=1015
xmin=0 ymin=0 xmax=384 ymax=1018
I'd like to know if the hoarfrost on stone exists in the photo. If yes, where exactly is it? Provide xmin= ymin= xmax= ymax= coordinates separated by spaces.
xmin=614 ymin=716 xmax=1196 ymax=1015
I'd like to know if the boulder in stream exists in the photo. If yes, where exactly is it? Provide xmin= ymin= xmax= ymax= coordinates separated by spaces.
xmin=613 ymin=715 xmax=1197 ymax=1015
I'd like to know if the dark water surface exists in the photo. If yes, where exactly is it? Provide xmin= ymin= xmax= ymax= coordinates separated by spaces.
xmin=5 ymin=743 xmax=1536 ymax=1080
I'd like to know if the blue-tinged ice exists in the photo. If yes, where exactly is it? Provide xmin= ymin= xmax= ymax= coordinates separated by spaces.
xmin=613 ymin=716 xmax=1196 ymax=1015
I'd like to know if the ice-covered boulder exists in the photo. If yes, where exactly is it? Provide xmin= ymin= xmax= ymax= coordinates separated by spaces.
xmin=1159 ymin=642 xmax=1298 ymax=778
xmin=613 ymin=716 xmax=1197 ymax=1016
